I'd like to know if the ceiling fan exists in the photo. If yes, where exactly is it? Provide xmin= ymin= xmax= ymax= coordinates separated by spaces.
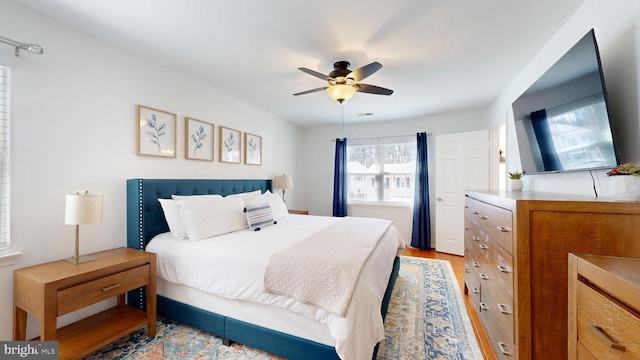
xmin=293 ymin=61 xmax=393 ymax=103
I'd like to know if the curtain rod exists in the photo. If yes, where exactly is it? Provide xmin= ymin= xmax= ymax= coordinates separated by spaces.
xmin=330 ymin=132 xmax=432 ymax=142
xmin=0 ymin=35 xmax=43 ymax=57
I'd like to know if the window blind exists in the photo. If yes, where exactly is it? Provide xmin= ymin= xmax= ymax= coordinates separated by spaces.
xmin=0 ymin=65 xmax=9 ymax=251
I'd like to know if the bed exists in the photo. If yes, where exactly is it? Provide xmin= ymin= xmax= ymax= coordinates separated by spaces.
xmin=126 ymin=178 xmax=403 ymax=360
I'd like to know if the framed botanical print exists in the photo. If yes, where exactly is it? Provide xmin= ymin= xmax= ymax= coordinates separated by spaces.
xmin=185 ymin=117 xmax=214 ymax=161
xmin=245 ymin=132 xmax=262 ymax=165
xmin=219 ymin=126 xmax=241 ymax=163
xmin=137 ymin=105 xmax=177 ymax=158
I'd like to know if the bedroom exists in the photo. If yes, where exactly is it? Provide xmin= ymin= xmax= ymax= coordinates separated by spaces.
xmin=2 ymin=0 xmax=640 ymax=359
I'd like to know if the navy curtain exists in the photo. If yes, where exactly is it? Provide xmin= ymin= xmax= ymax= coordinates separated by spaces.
xmin=411 ymin=132 xmax=431 ymax=250
xmin=332 ymin=138 xmax=348 ymax=217
xmin=530 ymin=109 xmax=563 ymax=171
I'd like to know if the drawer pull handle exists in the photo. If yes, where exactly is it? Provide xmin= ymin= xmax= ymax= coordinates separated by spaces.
xmin=497 ymin=226 xmax=511 ymax=232
xmin=472 ymin=236 xmax=480 ymax=241
xmin=479 ymin=244 xmax=489 ymax=250
xmin=588 ymin=324 xmax=626 ymax=352
xmin=473 ymin=211 xmax=479 ymax=215
xmin=472 ymin=287 xmax=480 ymax=294
xmin=497 ymin=264 xmax=511 ymax=273
xmin=101 ymin=284 xmax=121 ymax=292
xmin=479 ymin=215 xmax=488 ymax=220
xmin=464 ymin=268 xmax=470 ymax=273
xmin=472 ymin=261 xmax=480 ymax=268
xmin=479 ymin=273 xmax=489 ymax=280
xmin=497 ymin=303 xmax=512 ymax=314
xmin=479 ymin=302 xmax=489 ymax=311
xmin=497 ymin=342 xmax=512 ymax=356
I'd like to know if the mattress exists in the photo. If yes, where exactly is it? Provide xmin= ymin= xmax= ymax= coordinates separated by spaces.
xmin=146 ymin=214 xmax=405 ymax=360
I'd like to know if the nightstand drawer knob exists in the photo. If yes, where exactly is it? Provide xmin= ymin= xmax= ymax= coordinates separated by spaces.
xmin=101 ymin=284 xmax=121 ymax=292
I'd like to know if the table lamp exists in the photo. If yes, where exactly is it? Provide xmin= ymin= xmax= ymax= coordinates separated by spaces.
xmin=64 ymin=190 xmax=103 ymax=264
xmin=273 ymin=175 xmax=293 ymax=203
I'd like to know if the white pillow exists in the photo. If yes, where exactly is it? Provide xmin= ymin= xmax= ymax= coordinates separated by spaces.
xmin=244 ymin=203 xmax=277 ymax=231
xmin=264 ymin=191 xmax=289 ymax=220
xmin=158 ymin=199 xmax=188 ymax=240
xmin=178 ymin=196 xmax=248 ymax=240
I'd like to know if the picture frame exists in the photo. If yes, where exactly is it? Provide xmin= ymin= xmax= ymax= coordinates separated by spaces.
xmin=219 ymin=126 xmax=241 ymax=163
xmin=137 ymin=105 xmax=177 ymax=158
xmin=185 ymin=117 xmax=214 ymax=161
xmin=244 ymin=132 xmax=262 ymax=165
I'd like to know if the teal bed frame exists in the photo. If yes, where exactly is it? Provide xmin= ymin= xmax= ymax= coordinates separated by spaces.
xmin=126 ymin=178 xmax=400 ymax=360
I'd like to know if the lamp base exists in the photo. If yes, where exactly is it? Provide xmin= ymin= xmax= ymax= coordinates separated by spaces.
xmin=64 ymin=254 xmax=97 ymax=264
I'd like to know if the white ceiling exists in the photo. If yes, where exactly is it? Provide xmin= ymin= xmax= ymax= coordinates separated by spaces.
xmin=15 ymin=0 xmax=586 ymax=127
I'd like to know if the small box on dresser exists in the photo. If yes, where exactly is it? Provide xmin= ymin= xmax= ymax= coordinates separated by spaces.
xmin=568 ymin=253 xmax=640 ymax=359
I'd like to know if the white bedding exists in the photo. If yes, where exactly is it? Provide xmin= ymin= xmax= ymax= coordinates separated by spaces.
xmin=146 ymin=214 xmax=405 ymax=360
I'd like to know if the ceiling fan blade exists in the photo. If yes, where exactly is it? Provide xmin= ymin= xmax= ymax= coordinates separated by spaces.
xmin=356 ymin=83 xmax=393 ymax=95
xmin=348 ymin=62 xmax=382 ymax=82
xmin=298 ymin=67 xmax=332 ymax=81
xmin=293 ymin=87 xmax=327 ymax=96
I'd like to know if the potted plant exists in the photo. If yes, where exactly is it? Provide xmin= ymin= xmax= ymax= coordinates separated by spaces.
xmin=607 ymin=163 xmax=640 ymax=201
xmin=508 ymin=170 xmax=524 ymax=191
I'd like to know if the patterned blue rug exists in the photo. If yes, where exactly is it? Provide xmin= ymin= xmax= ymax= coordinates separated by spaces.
xmin=83 ymin=256 xmax=482 ymax=359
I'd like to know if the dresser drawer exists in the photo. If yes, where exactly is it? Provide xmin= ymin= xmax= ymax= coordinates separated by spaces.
xmin=479 ymin=291 xmax=515 ymax=360
xmin=465 ymin=198 xmax=483 ymax=227
xmin=576 ymin=281 xmax=640 ymax=359
xmin=477 ymin=202 xmax=513 ymax=255
xmin=490 ymin=238 xmax=514 ymax=298
xmin=484 ymin=281 xmax=514 ymax=342
xmin=57 ymin=265 xmax=150 ymax=316
xmin=464 ymin=269 xmax=481 ymax=307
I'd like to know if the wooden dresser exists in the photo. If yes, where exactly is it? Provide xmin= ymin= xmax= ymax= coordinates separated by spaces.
xmin=464 ymin=190 xmax=640 ymax=359
xmin=568 ymin=254 xmax=640 ymax=359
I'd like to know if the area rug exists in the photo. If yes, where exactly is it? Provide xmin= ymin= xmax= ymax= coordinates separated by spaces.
xmin=83 ymin=256 xmax=482 ymax=360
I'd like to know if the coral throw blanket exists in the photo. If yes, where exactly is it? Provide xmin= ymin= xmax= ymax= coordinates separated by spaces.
xmin=263 ymin=217 xmax=392 ymax=317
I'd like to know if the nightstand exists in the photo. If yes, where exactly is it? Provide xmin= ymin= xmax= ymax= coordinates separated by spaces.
xmin=288 ymin=209 xmax=309 ymax=215
xmin=13 ymin=247 xmax=156 ymax=360
xmin=568 ymin=253 xmax=640 ymax=359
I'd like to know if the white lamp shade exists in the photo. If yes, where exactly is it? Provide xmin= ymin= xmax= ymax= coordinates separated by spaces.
xmin=65 ymin=193 xmax=104 ymax=225
xmin=273 ymin=175 xmax=293 ymax=190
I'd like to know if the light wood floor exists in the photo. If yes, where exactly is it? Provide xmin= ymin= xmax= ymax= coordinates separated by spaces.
xmin=402 ymin=247 xmax=497 ymax=360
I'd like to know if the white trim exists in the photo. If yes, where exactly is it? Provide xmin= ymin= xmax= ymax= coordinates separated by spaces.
xmin=0 ymin=251 xmax=21 ymax=267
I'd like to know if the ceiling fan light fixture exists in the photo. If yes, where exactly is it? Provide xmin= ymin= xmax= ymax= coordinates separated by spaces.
xmin=326 ymin=84 xmax=356 ymax=103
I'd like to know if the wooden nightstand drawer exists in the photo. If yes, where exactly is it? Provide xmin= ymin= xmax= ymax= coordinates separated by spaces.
xmin=569 ymin=254 xmax=640 ymax=360
xmin=576 ymin=281 xmax=640 ymax=358
xmin=57 ymin=264 xmax=150 ymax=316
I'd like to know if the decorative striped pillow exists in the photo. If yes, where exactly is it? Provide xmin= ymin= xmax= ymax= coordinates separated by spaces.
xmin=244 ymin=203 xmax=277 ymax=231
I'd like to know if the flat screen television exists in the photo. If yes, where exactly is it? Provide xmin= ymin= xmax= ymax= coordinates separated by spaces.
xmin=512 ymin=29 xmax=619 ymax=175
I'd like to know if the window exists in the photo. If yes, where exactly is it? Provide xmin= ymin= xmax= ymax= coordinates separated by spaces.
xmin=0 ymin=65 xmax=9 ymax=252
xmin=347 ymin=138 xmax=416 ymax=204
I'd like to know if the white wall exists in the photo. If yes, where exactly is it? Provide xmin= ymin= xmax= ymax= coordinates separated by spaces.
xmin=302 ymin=109 xmax=487 ymax=244
xmin=0 ymin=2 xmax=303 ymax=340
xmin=485 ymin=0 xmax=640 ymax=196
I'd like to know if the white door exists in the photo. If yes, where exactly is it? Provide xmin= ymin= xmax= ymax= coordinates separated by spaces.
xmin=435 ymin=130 xmax=489 ymax=255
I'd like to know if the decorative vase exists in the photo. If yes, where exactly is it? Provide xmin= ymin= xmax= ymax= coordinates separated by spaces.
xmin=609 ymin=176 xmax=640 ymax=201
xmin=509 ymin=179 xmax=523 ymax=191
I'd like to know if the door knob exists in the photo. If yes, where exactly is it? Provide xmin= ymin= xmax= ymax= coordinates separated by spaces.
xmin=437 ymin=197 xmax=443 ymax=201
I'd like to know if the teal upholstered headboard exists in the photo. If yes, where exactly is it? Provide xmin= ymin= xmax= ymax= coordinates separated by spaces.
xmin=126 ymin=178 xmax=272 ymax=251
